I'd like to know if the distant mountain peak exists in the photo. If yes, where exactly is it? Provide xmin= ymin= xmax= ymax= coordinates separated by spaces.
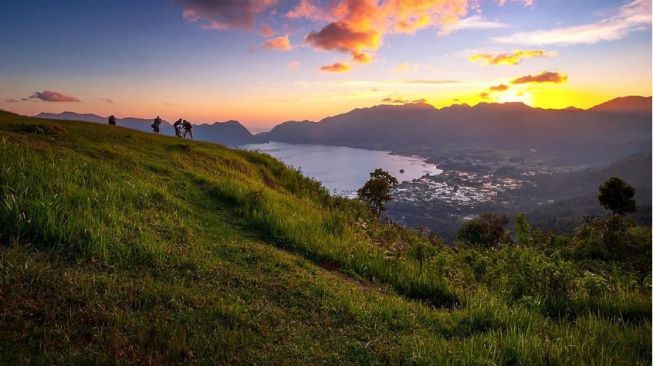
xmin=590 ymin=96 xmax=652 ymax=113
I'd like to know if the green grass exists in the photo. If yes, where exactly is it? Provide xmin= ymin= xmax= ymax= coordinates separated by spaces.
xmin=0 ymin=110 xmax=650 ymax=365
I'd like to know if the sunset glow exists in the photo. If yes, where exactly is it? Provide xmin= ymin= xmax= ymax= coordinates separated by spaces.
xmin=0 ymin=0 xmax=650 ymax=129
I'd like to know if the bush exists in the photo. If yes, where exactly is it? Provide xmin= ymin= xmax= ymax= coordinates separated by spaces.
xmin=456 ymin=213 xmax=512 ymax=248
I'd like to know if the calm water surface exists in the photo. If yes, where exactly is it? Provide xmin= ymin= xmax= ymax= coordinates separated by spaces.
xmin=242 ymin=142 xmax=442 ymax=196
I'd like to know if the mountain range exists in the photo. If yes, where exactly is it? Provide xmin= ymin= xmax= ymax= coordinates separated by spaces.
xmin=260 ymin=96 xmax=651 ymax=167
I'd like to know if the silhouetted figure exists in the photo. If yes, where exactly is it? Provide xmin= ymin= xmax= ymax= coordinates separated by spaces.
xmin=152 ymin=116 xmax=162 ymax=134
xmin=173 ymin=119 xmax=183 ymax=137
xmin=108 ymin=115 xmax=116 ymax=126
xmin=182 ymin=120 xmax=193 ymax=139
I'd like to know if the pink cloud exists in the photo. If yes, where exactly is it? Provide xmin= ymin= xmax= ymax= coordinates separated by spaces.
xmin=260 ymin=23 xmax=275 ymax=36
xmin=263 ymin=34 xmax=292 ymax=50
xmin=29 ymin=90 xmax=81 ymax=102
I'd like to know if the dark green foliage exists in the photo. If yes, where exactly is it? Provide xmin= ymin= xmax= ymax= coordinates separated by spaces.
xmin=456 ymin=213 xmax=512 ymax=248
xmin=598 ymin=177 xmax=636 ymax=215
xmin=357 ymin=168 xmax=398 ymax=216
xmin=573 ymin=215 xmax=651 ymax=274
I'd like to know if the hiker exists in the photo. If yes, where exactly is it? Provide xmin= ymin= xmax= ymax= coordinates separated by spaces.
xmin=108 ymin=115 xmax=116 ymax=126
xmin=173 ymin=119 xmax=183 ymax=137
xmin=152 ymin=116 xmax=162 ymax=135
xmin=182 ymin=120 xmax=193 ymax=139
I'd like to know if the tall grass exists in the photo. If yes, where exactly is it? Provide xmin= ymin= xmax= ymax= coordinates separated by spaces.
xmin=206 ymin=176 xmax=459 ymax=307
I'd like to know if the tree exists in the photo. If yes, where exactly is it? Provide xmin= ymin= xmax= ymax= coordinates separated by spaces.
xmin=514 ymin=213 xmax=532 ymax=245
xmin=456 ymin=213 xmax=512 ymax=248
xmin=357 ymin=169 xmax=398 ymax=216
xmin=598 ymin=177 xmax=636 ymax=216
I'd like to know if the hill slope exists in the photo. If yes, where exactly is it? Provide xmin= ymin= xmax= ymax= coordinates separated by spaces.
xmin=0 ymin=111 xmax=650 ymax=364
xmin=34 ymin=111 xmax=260 ymax=146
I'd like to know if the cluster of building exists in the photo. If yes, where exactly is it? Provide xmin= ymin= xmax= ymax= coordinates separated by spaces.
xmin=393 ymin=170 xmax=528 ymax=207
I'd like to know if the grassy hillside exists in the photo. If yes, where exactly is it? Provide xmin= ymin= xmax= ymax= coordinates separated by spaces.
xmin=0 ymin=110 xmax=650 ymax=365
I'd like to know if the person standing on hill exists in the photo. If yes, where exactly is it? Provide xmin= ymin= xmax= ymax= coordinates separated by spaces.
xmin=152 ymin=116 xmax=162 ymax=135
xmin=182 ymin=120 xmax=193 ymax=139
xmin=108 ymin=115 xmax=116 ymax=126
xmin=173 ymin=119 xmax=183 ymax=137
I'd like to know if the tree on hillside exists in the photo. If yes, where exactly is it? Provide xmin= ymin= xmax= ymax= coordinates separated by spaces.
xmin=357 ymin=168 xmax=398 ymax=216
xmin=598 ymin=177 xmax=636 ymax=216
xmin=456 ymin=213 xmax=512 ymax=248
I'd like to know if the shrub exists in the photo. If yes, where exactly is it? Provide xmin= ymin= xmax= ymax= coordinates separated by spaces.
xmin=456 ymin=213 xmax=512 ymax=248
xmin=573 ymin=215 xmax=650 ymax=274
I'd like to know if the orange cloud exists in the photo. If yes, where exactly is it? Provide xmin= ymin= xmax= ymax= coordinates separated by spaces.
xmin=489 ymin=84 xmax=509 ymax=91
xmin=469 ymin=50 xmax=556 ymax=65
xmin=288 ymin=61 xmax=300 ymax=69
xmin=479 ymin=92 xmax=490 ymax=99
xmin=511 ymin=71 xmax=568 ymax=84
xmin=303 ymin=0 xmax=479 ymax=66
xmin=305 ymin=21 xmax=381 ymax=53
xmin=352 ymin=51 xmax=374 ymax=63
xmin=263 ymin=34 xmax=292 ymax=50
xmin=319 ymin=62 xmax=351 ymax=72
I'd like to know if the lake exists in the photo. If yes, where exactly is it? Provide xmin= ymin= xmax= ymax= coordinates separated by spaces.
xmin=241 ymin=142 xmax=442 ymax=196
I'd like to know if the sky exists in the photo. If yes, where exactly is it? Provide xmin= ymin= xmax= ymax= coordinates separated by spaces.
xmin=0 ymin=0 xmax=651 ymax=130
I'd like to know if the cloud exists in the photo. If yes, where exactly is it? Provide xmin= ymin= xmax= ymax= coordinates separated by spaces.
xmin=29 ymin=90 xmax=81 ymax=102
xmin=100 ymin=97 xmax=114 ymax=103
xmin=178 ymin=0 xmax=276 ymax=30
xmin=468 ymin=50 xmax=556 ymax=65
xmin=263 ymin=34 xmax=292 ymax=50
xmin=303 ymin=0 xmax=495 ymax=66
xmin=319 ymin=61 xmax=351 ymax=72
xmin=286 ymin=0 xmax=332 ymax=22
xmin=439 ymin=15 xmax=509 ymax=35
xmin=288 ymin=61 xmax=300 ymax=69
xmin=493 ymin=0 xmax=651 ymax=45
xmin=511 ymin=71 xmax=567 ymax=84
xmin=4 ymin=98 xmax=20 ymax=103
xmin=352 ymin=51 xmax=374 ymax=63
xmin=177 ymin=0 xmax=534 ymax=70
xmin=260 ymin=23 xmax=275 ymax=36
xmin=382 ymin=97 xmax=427 ymax=104
xmin=479 ymin=92 xmax=490 ymax=99
xmin=305 ymin=21 xmax=381 ymax=53
xmin=489 ymin=83 xmax=509 ymax=91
